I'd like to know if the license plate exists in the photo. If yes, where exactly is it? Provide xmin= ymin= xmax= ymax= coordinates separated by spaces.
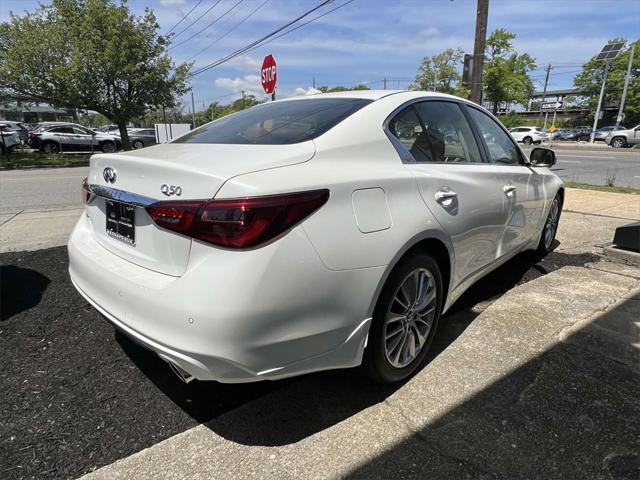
xmin=106 ymin=200 xmax=136 ymax=246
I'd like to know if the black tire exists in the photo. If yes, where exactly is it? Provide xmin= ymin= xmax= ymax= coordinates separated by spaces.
xmin=41 ymin=141 xmax=60 ymax=154
xmin=610 ymin=136 xmax=626 ymax=149
xmin=363 ymin=252 xmax=443 ymax=383
xmin=523 ymin=136 xmax=533 ymax=145
xmin=536 ymin=193 xmax=562 ymax=254
xmin=132 ymin=139 xmax=144 ymax=149
xmin=101 ymin=141 xmax=116 ymax=153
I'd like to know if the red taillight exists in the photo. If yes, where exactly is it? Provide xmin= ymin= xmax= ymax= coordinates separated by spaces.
xmin=81 ymin=177 xmax=94 ymax=204
xmin=146 ymin=189 xmax=330 ymax=248
xmin=29 ymin=132 xmax=41 ymax=139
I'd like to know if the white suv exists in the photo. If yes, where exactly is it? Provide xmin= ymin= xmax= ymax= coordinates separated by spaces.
xmin=509 ymin=126 xmax=545 ymax=145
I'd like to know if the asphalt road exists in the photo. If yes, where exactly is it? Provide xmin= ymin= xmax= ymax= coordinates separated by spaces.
xmin=548 ymin=148 xmax=640 ymax=188
xmin=0 ymin=149 xmax=637 ymax=217
xmin=0 ymin=167 xmax=88 ymax=217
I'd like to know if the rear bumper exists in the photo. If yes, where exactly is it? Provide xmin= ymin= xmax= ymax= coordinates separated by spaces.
xmin=68 ymin=212 xmax=383 ymax=382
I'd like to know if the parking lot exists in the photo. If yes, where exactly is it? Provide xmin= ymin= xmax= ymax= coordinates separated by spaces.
xmin=1 ymin=167 xmax=639 ymax=479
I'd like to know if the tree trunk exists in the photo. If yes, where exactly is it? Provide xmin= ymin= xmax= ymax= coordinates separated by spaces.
xmin=492 ymin=101 xmax=499 ymax=115
xmin=117 ymin=122 xmax=130 ymax=150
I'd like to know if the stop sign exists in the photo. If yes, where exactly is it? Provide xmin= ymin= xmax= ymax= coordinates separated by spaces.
xmin=261 ymin=54 xmax=277 ymax=95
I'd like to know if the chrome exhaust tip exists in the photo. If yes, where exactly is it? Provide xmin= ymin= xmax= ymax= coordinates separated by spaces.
xmin=167 ymin=361 xmax=196 ymax=384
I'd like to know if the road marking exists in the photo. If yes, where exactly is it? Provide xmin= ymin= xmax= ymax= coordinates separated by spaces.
xmin=558 ymin=160 xmax=580 ymax=163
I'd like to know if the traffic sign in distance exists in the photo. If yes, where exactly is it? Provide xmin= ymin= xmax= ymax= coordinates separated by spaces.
xmin=541 ymin=101 xmax=562 ymax=111
xmin=261 ymin=54 xmax=277 ymax=95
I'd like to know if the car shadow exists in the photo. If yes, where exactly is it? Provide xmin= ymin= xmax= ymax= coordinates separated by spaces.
xmin=0 ymin=264 xmax=50 ymax=321
xmin=118 ymin=244 xmax=602 ymax=446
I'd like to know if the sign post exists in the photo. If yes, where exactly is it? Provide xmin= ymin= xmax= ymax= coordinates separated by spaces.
xmin=261 ymin=54 xmax=277 ymax=101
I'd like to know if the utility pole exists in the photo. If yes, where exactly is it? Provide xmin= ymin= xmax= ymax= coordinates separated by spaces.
xmin=241 ymin=90 xmax=245 ymax=109
xmin=616 ymin=42 xmax=635 ymax=127
xmin=538 ymin=63 xmax=551 ymax=122
xmin=433 ymin=72 xmax=438 ymax=92
xmin=590 ymin=62 xmax=610 ymax=143
xmin=312 ymin=77 xmax=316 ymax=89
xmin=470 ymin=0 xmax=489 ymax=104
xmin=190 ymin=89 xmax=196 ymax=129
xmin=383 ymin=77 xmax=387 ymax=90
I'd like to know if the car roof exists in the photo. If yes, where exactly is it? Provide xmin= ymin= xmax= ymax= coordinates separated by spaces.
xmin=277 ymin=89 xmax=470 ymax=103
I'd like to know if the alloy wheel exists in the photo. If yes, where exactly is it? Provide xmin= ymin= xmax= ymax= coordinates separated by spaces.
xmin=384 ymin=268 xmax=437 ymax=369
xmin=611 ymin=138 xmax=625 ymax=148
xmin=544 ymin=196 xmax=560 ymax=249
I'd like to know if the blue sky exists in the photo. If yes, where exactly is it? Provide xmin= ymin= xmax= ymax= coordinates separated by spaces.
xmin=2 ymin=0 xmax=639 ymax=110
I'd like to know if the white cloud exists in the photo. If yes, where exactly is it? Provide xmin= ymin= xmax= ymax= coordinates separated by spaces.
xmin=225 ymin=55 xmax=263 ymax=73
xmin=160 ymin=0 xmax=186 ymax=6
xmin=293 ymin=87 xmax=322 ymax=96
xmin=214 ymin=74 xmax=265 ymax=98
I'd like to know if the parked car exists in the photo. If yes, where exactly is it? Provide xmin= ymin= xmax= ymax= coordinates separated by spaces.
xmin=123 ymin=128 xmax=158 ymax=149
xmin=69 ymin=91 xmax=563 ymax=384
xmin=605 ymin=124 xmax=640 ymax=148
xmin=593 ymin=125 xmax=626 ymax=142
xmin=573 ymin=126 xmax=592 ymax=141
xmin=29 ymin=124 xmax=121 ymax=153
xmin=553 ymin=128 xmax=578 ymax=141
xmin=0 ymin=120 xmax=30 ymax=143
xmin=0 ymin=123 xmax=21 ymax=153
xmin=95 ymin=124 xmax=121 ymax=134
xmin=508 ymin=126 xmax=545 ymax=145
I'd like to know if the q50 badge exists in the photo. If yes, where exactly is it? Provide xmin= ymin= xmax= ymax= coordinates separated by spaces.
xmin=160 ymin=184 xmax=182 ymax=197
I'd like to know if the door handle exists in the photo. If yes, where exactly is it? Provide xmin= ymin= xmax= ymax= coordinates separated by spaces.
xmin=503 ymin=185 xmax=517 ymax=196
xmin=435 ymin=188 xmax=458 ymax=203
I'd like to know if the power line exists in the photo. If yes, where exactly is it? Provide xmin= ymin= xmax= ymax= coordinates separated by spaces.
xmin=191 ymin=0 xmax=339 ymax=77
xmin=187 ymin=0 xmax=270 ymax=62
xmin=165 ymin=0 xmax=204 ymax=35
xmin=233 ymin=0 xmax=355 ymax=58
xmin=171 ymin=0 xmax=245 ymax=50
xmin=173 ymin=0 xmax=224 ymax=40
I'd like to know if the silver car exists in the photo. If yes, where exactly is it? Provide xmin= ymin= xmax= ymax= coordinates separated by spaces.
xmin=30 ymin=124 xmax=120 ymax=153
xmin=0 ymin=123 xmax=21 ymax=153
xmin=594 ymin=126 xmax=625 ymax=142
xmin=605 ymin=124 xmax=640 ymax=148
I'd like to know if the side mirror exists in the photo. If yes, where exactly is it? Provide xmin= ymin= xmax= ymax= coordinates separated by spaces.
xmin=529 ymin=147 xmax=556 ymax=167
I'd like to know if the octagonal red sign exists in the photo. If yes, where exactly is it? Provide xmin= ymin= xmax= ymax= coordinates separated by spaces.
xmin=261 ymin=54 xmax=277 ymax=94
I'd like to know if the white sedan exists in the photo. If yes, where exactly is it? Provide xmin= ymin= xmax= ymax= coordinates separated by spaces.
xmin=69 ymin=91 xmax=563 ymax=384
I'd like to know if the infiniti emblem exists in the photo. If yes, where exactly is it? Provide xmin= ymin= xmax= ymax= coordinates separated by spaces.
xmin=103 ymin=167 xmax=117 ymax=184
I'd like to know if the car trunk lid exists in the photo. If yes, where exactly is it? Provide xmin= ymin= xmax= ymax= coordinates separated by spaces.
xmin=86 ymin=142 xmax=315 ymax=276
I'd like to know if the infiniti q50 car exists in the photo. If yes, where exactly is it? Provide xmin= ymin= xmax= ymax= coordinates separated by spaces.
xmin=68 ymin=91 xmax=563 ymax=384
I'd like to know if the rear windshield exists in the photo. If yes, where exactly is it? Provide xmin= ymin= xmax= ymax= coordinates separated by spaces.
xmin=173 ymin=98 xmax=372 ymax=145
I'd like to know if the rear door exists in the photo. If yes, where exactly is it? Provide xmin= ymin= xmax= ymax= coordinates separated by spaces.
xmin=50 ymin=126 xmax=75 ymax=150
xmin=389 ymin=100 xmax=509 ymax=288
xmin=465 ymin=105 xmax=546 ymax=255
xmin=72 ymin=126 xmax=96 ymax=151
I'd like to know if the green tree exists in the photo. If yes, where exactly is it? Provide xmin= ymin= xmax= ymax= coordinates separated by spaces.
xmin=483 ymin=29 xmax=536 ymax=114
xmin=0 ymin=0 xmax=191 ymax=149
xmin=317 ymin=84 xmax=370 ymax=93
xmin=573 ymin=39 xmax=640 ymax=127
xmin=411 ymin=48 xmax=465 ymax=94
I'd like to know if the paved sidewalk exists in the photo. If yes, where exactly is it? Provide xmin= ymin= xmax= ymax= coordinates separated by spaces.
xmin=0 ymin=207 xmax=82 ymax=253
xmin=563 ymin=188 xmax=640 ymax=221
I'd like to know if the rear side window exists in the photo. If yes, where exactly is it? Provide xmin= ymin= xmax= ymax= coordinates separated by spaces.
xmin=388 ymin=101 xmax=482 ymax=163
xmin=174 ymin=98 xmax=372 ymax=145
xmin=50 ymin=127 xmax=74 ymax=134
